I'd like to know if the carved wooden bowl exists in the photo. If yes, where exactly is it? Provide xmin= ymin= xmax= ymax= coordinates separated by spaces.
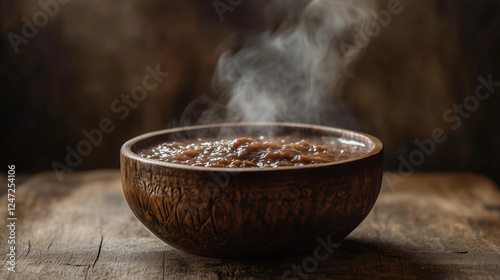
xmin=120 ymin=123 xmax=383 ymax=258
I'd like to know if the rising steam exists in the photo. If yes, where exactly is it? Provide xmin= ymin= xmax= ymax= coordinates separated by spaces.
xmin=212 ymin=0 xmax=375 ymax=127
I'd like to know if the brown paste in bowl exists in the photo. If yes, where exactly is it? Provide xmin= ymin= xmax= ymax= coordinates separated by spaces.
xmin=138 ymin=136 xmax=368 ymax=168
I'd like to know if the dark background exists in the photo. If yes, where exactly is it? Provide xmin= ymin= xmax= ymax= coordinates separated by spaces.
xmin=1 ymin=0 xmax=499 ymax=184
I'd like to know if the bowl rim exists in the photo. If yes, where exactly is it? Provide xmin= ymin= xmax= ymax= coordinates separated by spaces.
xmin=121 ymin=122 xmax=383 ymax=172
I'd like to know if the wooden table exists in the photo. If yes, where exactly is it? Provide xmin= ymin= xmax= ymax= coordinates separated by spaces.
xmin=1 ymin=170 xmax=499 ymax=279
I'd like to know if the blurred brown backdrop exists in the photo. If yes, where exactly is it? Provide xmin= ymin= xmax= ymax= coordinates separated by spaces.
xmin=1 ymin=0 xmax=499 ymax=183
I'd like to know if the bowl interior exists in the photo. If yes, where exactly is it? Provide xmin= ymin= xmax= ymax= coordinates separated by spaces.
xmin=124 ymin=122 xmax=382 ymax=172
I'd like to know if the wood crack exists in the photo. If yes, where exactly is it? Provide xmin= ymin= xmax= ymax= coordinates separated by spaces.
xmin=84 ymin=265 xmax=90 ymax=280
xmin=25 ymin=240 xmax=31 ymax=258
xmin=92 ymin=217 xmax=104 ymax=269
xmin=63 ymin=263 xmax=88 ymax=267
xmin=92 ymin=234 xmax=104 ymax=268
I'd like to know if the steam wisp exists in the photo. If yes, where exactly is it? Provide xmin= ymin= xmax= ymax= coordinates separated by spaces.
xmin=213 ymin=0 xmax=375 ymax=127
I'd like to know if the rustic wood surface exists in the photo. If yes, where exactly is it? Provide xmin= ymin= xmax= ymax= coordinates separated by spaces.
xmin=1 ymin=170 xmax=499 ymax=279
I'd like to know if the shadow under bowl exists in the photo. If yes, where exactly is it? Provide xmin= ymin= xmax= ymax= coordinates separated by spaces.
xmin=120 ymin=122 xmax=383 ymax=259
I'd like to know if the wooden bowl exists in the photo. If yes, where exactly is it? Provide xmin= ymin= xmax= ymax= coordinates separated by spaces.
xmin=120 ymin=123 xmax=383 ymax=258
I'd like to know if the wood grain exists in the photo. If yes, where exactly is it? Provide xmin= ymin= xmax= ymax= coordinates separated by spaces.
xmin=1 ymin=170 xmax=499 ymax=279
